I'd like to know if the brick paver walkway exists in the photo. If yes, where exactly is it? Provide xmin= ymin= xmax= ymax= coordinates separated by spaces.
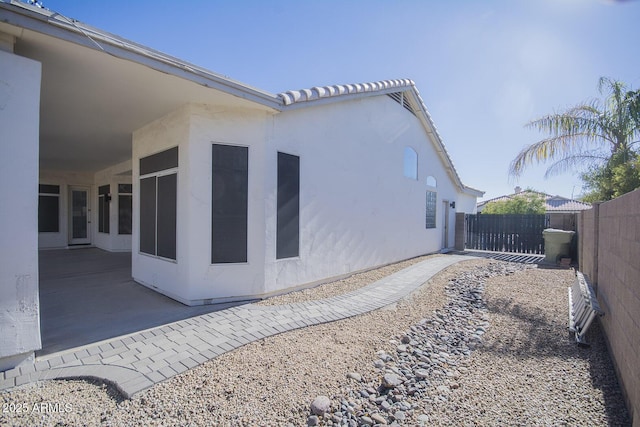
xmin=0 ymin=255 xmax=472 ymax=398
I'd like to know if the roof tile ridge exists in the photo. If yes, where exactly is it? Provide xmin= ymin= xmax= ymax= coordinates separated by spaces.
xmin=278 ymin=78 xmax=415 ymax=106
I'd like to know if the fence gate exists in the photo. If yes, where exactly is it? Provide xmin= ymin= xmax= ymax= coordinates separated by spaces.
xmin=465 ymin=214 xmax=546 ymax=254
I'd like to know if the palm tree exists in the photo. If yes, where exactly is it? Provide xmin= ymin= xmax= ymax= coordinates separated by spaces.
xmin=509 ymin=77 xmax=640 ymax=180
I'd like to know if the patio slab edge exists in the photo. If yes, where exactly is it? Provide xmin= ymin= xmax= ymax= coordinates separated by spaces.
xmin=1 ymin=254 xmax=475 ymax=398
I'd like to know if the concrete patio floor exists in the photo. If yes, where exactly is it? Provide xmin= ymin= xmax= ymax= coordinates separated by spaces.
xmin=38 ymin=248 xmax=243 ymax=355
xmin=2 ymin=252 xmax=474 ymax=398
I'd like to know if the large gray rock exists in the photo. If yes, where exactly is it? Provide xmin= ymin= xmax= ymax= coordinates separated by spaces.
xmin=347 ymin=372 xmax=362 ymax=382
xmin=360 ymin=416 xmax=374 ymax=425
xmin=382 ymin=373 xmax=402 ymax=388
xmin=371 ymin=413 xmax=388 ymax=424
xmin=310 ymin=395 xmax=331 ymax=416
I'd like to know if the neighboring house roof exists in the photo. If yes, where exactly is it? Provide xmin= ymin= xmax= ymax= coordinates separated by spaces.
xmin=545 ymin=195 xmax=593 ymax=212
xmin=0 ymin=0 xmax=483 ymax=197
xmin=477 ymin=191 xmax=592 ymax=213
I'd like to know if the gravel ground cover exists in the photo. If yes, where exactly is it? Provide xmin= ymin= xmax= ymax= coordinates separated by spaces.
xmin=254 ymin=254 xmax=442 ymax=307
xmin=1 ymin=258 xmax=630 ymax=426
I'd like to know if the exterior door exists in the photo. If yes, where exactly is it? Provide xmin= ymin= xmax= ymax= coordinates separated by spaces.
xmin=69 ymin=187 xmax=91 ymax=245
xmin=442 ymin=200 xmax=450 ymax=249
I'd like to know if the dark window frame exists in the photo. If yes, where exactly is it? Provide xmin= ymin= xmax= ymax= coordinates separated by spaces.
xmin=38 ymin=184 xmax=60 ymax=233
xmin=98 ymin=184 xmax=110 ymax=234
xmin=276 ymin=152 xmax=300 ymax=260
xmin=139 ymin=148 xmax=178 ymax=261
xmin=118 ymin=183 xmax=133 ymax=235
xmin=211 ymin=143 xmax=249 ymax=264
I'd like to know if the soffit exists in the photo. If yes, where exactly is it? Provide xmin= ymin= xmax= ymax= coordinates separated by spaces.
xmin=5 ymin=21 xmax=274 ymax=172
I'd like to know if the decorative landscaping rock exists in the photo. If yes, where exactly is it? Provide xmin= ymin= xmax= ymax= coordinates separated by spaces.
xmin=371 ymin=413 xmax=388 ymax=424
xmin=310 ymin=395 xmax=331 ymax=416
xmin=347 ymin=372 xmax=362 ymax=382
xmin=317 ymin=262 xmax=540 ymax=425
xmin=382 ymin=373 xmax=402 ymax=388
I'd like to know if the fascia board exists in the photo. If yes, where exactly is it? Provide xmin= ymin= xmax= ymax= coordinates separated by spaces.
xmin=406 ymin=89 xmax=467 ymax=191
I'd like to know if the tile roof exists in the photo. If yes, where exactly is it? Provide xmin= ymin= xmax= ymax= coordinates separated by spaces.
xmin=1 ymin=1 xmax=483 ymax=197
xmin=545 ymin=196 xmax=592 ymax=212
xmin=477 ymin=191 xmax=591 ymax=212
xmin=277 ymin=79 xmax=415 ymax=105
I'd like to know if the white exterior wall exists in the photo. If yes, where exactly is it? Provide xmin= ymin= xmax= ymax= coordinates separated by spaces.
xmin=131 ymin=98 xmax=473 ymax=304
xmin=183 ymin=104 xmax=270 ymax=302
xmin=131 ymin=107 xmax=190 ymax=303
xmin=264 ymin=96 xmax=461 ymax=293
xmin=131 ymin=104 xmax=271 ymax=304
xmin=93 ymin=160 xmax=133 ymax=252
xmin=456 ymin=192 xmax=479 ymax=214
xmin=0 ymin=50 xmax=42 ymax=368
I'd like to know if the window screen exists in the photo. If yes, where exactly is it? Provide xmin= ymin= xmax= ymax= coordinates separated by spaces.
xmin=156 ymin=174 xmax=177 ymax=260
xmin=212 ymin=144 xmax=248 ymax=263
xmin=38 ymin=184 xmax=60 ymax=233
xmin=139 ymin=147 xmax=178 ymax=260
xmin=140 ymin=147 xmax=178 ymax=175
xmin=139 ymin=177 xmax=157 ymax=255
xmin=276 ymin=152 xmax=300 ymax=259
xmin=118 ymin=184 xmax=132 ymax=235
xmin=98 ymin=184 xmax=110 ymax=233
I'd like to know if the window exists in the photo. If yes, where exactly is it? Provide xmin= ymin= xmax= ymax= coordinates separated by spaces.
xmin=212 ymin=144 xmax=248 ymax=264
xmin=38 ymin=184 xmax=59 ymax=232
xmin=403 ymin=147 xmax=418 ymax=180
xmin=277 ymin=152 xmax=300 ymax=259
xmin=426 ymin=176 xmax=437 ymax=187
xmin=118 ymin=184 xmax=132 ymax=235
xmin=98 ymin=184 xmax=110 ymax=233
xmin=426 ymin=190 xmax=437 ymax=229
xmin=139 ymin=147 xmax=178 ymax=260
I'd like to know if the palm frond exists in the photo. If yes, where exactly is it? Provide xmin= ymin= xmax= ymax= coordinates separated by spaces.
xmin=513 ymin=77 xmax=640 ymax=186
xmin=509 ymin=132 xmax=612 ymax=177
xmin=543 ymin=152 xmax=608 ymax=178
xmin=525 ymin=106 xmax=617 ymax=147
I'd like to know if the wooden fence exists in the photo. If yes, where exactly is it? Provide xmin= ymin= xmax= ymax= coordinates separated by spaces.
xmin=465 ymin=214 xmax=546 ymax=254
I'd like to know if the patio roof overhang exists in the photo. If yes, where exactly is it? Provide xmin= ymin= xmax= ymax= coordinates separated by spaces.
xmin=0 ymin=2 xmax=280 ymax=173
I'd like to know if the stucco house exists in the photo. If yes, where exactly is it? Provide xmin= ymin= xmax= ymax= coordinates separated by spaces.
xmin=0 ymin=0 xmax=483 ymax=371
xmin=477 ymin=188 xmax=591 ymax=230
xmin=477 ymin=188 xmax=592 ymax=214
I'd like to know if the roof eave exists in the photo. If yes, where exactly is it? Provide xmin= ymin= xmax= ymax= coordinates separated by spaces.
xmin=462 ymin=186 xmax=485 ymax=197
xmin=406 ymin=88 xmax=472 ymax=195
xmin=0 ymin=1 xmax=283 ymax=111
xmin=277 ymin=80 xmax=481 ymax=196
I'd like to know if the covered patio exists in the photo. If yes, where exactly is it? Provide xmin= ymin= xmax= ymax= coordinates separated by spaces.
xmin=38 ymin=248 xmax=244 ymax=356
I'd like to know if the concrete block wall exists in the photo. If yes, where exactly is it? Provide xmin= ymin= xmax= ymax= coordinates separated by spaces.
xmin=578 ymin=189 xmax=640 ymax=426
xmin=578 ymin=205 xmax=599 ymax=285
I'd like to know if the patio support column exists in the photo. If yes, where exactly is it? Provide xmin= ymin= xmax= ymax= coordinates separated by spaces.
xmin=0 ymin=49 xmax=42 ymax=370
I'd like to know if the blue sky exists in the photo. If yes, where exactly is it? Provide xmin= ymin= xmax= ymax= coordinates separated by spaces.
xmin=42 ymin=0 xmax=640 ymax=201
